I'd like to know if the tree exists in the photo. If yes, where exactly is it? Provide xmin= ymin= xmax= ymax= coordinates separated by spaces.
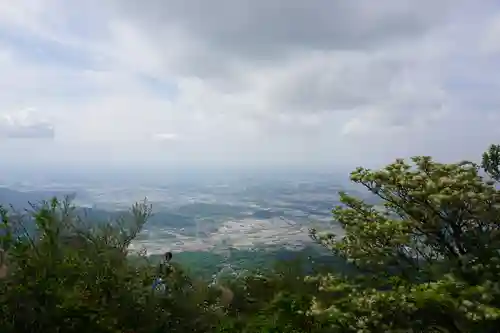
xmin=309 ymin=144 xmax=500 ymax=332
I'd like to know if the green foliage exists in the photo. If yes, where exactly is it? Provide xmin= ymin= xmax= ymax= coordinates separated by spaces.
xmin=216 ymin=257 xmax=328 ymax=333
xmin=309 ymin=144 xmax=500 ymax=332
xmin=0 ymin=198 xmax=219 ymax=333
xmin=482 ymin=144 xmax=500 ymax=181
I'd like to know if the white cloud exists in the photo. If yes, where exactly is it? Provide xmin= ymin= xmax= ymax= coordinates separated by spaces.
xmin=0 ymin=108 xmax=55 ymax=139
xmin=152 ymin=133 xmax=178 ymax=141
xmin=0 ymin=0 xmax=499 ymax=171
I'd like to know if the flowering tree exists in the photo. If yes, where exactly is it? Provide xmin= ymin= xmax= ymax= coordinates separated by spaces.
xmin=309 ymin=144 xmax=500 ymax=332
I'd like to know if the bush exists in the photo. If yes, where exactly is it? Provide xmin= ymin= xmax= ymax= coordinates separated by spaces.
xmin=0 ymin=198 xmax=219 ymax=333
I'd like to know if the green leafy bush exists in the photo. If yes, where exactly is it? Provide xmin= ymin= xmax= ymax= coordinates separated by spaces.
xmin=0 ymin=198 xmax=219 ymax=333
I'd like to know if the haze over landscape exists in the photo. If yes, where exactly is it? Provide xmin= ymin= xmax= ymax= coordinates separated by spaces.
xmin=0 ymin=0 xmax=500 ymax=268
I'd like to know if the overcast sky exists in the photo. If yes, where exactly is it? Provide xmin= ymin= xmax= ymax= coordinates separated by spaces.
xmin=0 ymin=0 xmax=499 ymax=172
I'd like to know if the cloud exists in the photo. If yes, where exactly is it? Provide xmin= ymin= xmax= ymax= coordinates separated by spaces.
xmin=479 ymin=13 xmax=500 ymax=56
xmin=0 ymin=109 xmax=55 ymax=139
xmin=152 ymin=133 xmax=179 ymax=141
xmin=114 ymin=0 xmax=456 ymax=61
xmin=0 ymin=0 xmax=499 ymax=170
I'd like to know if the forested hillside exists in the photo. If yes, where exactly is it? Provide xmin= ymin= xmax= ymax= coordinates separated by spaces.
xmin=147 ymin=245 xmax=357 ymax=281
xmin=2 ymin=145 xmax=500 ymax=332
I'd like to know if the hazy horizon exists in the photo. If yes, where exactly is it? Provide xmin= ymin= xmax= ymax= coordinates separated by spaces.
xmin=0 ymin=164 xmax=352 ymax=189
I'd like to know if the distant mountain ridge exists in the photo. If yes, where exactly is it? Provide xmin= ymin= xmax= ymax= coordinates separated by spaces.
xmin=0 ymin=187 xmax=76 ymax=210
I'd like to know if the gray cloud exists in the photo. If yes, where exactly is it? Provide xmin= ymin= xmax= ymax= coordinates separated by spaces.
xmin=262 ymin=51 xmax=405 ymax=113
xmin=104 ymin=0 xmax=461 ymax=80
xmin=101 ymin=0 xmax=472 ymax=117
xmin=96 ymin=0 xmax=500 ymax=166
xmin=117 ymin=0 xmax=457 ymax=57
xmin=0 ymin=122 xmax=54 ymax=139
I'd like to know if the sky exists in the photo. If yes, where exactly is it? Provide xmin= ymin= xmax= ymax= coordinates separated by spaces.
xmin=0 ymin=0 xmax=500 ymax=173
